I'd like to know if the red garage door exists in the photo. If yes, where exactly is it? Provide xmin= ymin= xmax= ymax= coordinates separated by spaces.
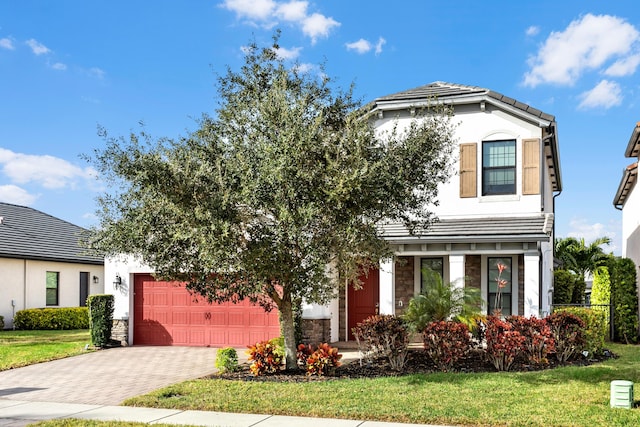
xmin=133 ymin=274 xmax=280 ymax=346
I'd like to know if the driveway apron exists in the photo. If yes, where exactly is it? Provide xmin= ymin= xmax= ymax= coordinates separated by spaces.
xmin=0 ymin=346 xmax=222 ymax=405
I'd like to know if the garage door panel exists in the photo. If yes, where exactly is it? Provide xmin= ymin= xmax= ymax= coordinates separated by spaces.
xmin=133 ymin=274 xmax=280 ymax=347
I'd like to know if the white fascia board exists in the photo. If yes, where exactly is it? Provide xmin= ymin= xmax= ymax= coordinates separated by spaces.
xmin=373 ymin=95 xmax=552 ymax=128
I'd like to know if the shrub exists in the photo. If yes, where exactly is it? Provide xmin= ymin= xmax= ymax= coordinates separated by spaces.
xmin=423 ymin=321 xmax=470 ymax=371
xmin=352 ymin=314 xmax=410 ymax=370
xmin=552 ymin=269 xmax=576 ymax=305
xmin=483 ymin=316 xmax=526 ymax=371
xmin=404 ymin=272 xmax=482 ymax=332
xmin=609 ymin=257 xmax=639 ymax=343
xmin=13 ymin=307 xmax=89 ymax=330
xmin=0 ymin=315 xmax=4 ymax=330
xmin=247 ymin=338 xmax=284 ymax=376
xmin=297 ymin=343 xmax=342 ymax=376
xmin=555 ymin=307 xmax=605 ymax=356
xmin=215 ymin=347 xmax=239 ymax=373
xmin=507 ymin=316 xmax=555 ymax=365
xmin=546 ymin=311 xmax=586 ymax=362
xmin=87 ymin=294 xmax=114 ymax=347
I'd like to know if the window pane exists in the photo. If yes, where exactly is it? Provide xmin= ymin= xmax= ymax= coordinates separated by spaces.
xmin=46 ymin=271 xmax=59 ymax=306
xmin=488 ymin=258 xmax=512 ymax=315
xmin=482 ymin=140 xmax=516 ymax=195
xmin=421 ymin=257 xmax=444 ymax=291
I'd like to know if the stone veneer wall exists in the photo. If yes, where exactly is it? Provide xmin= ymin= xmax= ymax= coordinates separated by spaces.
xmin=111 ymin=318 xmax=129 ymax=346
xmin=301 ymin=318 xmax=331 ymax=344
xmin=518 ymin=254 xmax=525 ymax=315
xmin=395 ymin=257 xmax=414 ymax=316
xmin=339 ymin=285 xmax=346 ymax=341
xmin=465 ymin=255 xmax=481 ymax=290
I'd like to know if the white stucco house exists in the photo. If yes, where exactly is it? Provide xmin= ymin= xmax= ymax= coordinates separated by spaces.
xmin=613 ymin=122 xmax=640 ymax=301
xmin=0 ymin=203 xmax=104 ymax=329
xmin=106 ymin=82 xmax=562 ymax=346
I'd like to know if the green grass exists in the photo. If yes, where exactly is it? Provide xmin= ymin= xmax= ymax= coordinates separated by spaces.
xmin=124 ymin=343 xmax=640 ymax=427
xmin=0 ymin=329 xmax=91 ymax=371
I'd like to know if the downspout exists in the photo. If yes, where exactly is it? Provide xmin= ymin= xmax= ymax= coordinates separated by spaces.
xmin=22 ymin=259 xmax=27 ymax=329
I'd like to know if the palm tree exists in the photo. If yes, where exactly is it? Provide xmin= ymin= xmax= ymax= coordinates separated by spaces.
xmin=554 ymin=236 xmax=611 ymax=303
xmin=555 ymin=236 xmax=611 ymax=281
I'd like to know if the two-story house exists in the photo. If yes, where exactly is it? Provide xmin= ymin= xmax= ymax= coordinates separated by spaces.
xmin=106 ymin=82 xmax=561 ymax=346
xmin=613 ymin=122 xmax=639 ymax=301
xmin=305 ymin=82 xmax=562 ymax=342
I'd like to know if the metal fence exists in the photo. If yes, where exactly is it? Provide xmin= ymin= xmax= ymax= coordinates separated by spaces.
xmin=551 ymin=303 xmax=614 ymax=340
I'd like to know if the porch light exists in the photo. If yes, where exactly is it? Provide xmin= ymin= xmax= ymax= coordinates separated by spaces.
xmin=93 ymin=275 xmax=99 ymax=284
xmin=113 ymin=274 xmax=122 ymax=290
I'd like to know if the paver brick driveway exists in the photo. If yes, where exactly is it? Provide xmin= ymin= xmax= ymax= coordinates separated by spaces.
xmin=0 ymin=346 xmax=230 ymax=405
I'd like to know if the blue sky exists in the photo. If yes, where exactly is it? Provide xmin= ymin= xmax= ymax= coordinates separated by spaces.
xmin=1 ymin=1 xmax=639 ymax=254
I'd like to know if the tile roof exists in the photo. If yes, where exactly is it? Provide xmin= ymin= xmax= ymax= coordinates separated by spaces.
xmin=624 ymin=122 xmax=640 ymax=158
xmin=374 ymin=81 xmax=556 ymax=124
xmin=0 ymin=202 xmax=103 ymax=265
xmin=380 ymin=214 xmax=554 ymax=244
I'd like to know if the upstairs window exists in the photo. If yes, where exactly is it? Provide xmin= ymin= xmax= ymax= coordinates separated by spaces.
xmin=482 ymin=140 xmax=516 ymax=195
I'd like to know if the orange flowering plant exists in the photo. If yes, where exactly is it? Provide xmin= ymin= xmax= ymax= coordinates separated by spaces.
xmin=493 ymin=261 xmax=509 ymax=316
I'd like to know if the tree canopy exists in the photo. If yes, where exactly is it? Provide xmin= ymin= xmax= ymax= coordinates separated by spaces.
xmin=87 ymin=34 xmax=456 ymax=368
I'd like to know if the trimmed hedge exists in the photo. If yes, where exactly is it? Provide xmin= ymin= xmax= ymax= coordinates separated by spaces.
xmin=87 ymin=294 xmax=114 ymax=347
xmin=556 ymin=307 xmax=606 ymax=356
xmin=13 ymin=307 xmax=89 ymax=330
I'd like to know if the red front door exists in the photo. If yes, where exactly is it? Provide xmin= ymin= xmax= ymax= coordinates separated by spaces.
xmin=347 ymin=267 xmax=380 ymax=340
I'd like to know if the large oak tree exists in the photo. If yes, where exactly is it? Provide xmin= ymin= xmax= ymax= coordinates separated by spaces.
xmin=87 ymin=35 xmax=455 ymax=369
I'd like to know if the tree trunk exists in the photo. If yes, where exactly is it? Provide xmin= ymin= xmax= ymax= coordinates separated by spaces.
xmin=278 ymin=293 xmax=298 ymax=370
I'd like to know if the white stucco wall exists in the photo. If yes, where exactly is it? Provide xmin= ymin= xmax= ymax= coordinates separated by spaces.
xmin=375 ymin=105 xmax=545 ymax=219
xmin=621 ymin=180 xmax=640 ymax=306
xmin=0 ymin=258 xmax=104 ymax=329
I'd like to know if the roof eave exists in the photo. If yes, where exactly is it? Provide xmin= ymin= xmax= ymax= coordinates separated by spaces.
xmin=624 ymin=123 xmax=640 ymax=158
xmin=613 ymin=162 xmax=638 ymax=208
xmin=373 ymin=94 xmax=554 ymax=128
xmin=384 ymin=233 xmax=551 ymax=244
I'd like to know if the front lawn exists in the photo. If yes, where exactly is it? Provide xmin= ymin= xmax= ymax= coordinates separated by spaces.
xmin=0 ymin=329 xmax=91 ymax=370
xmin=124 ymin=343 xmax=640 ymax=427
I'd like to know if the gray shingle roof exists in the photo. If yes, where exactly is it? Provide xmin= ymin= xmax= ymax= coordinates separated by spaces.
xmin=0 ymin=202 xmax=103 ymax=265
xmin=374 ymin=81 xmax=556 ymax=123
xmin=380 ymin=214 xmax=554 ymax=244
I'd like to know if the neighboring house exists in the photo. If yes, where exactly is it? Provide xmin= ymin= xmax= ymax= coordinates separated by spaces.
xmin=106 ymin=82 xmax=562 ymax=346
xmin=613 ymin=122 xmax=640 ymax=304
xmin=0 ymin=202 xmax=104 ymax=329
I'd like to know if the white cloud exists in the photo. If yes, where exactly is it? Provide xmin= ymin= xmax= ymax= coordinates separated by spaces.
xmin=605 ymin=53 xmax=640 ymax=77
xmin=275 ymin=46 xmax=302 ymax=60
xmin=578 ymin=79 xmax=622 ymax=109
xmin=565 ymin=217 xmax=619 ymax=254
xmin=222 ymin=0 xmax=339 ymax=43
xmin=0 ymin=148 xmax=96 ymax=190
xmin=275 ymin=1 xmax=307 ymax=21
xmin=346 ymin=36 xmax=386 ymax=55
xmin=293 ymin=62 xmax=314 ymax=73
xmin=375 ymin=37 xmax=386 ymax=55
xmin=50 ymin=62 xmax=67 ymax=71
xmin=526 ymin=26 xmax=540 ymax=37
xmin=302 ymin=13 xmax=340 ymax=44
xmin=88 ymin=67 xmax=106 ymax=79
xmin=0 ymin=185 xmax=38 ymax=206
xmin=346 ymin=38 xmax=371 ymax=54
xmin=523 ymin=14 xmax=640 ymax=87
xmin=0 ymin=37 xmax=14 ymax=50
xmin=25 ymin=38 xmax=51 ymax=55
xmin=222 ymin=0 xmax=276 ymax=21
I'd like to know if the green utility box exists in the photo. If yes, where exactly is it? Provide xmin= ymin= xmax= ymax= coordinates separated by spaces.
xmin=610 ymin=380 xmax=634 ymax=409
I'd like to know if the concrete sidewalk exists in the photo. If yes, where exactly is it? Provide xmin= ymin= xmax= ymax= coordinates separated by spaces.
xmin=0 ymin=399 xmax=451 ymax=427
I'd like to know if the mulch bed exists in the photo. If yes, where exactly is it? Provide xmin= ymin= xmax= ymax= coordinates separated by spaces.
xmin=213 ymin=348 xmax=617 ymax=383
